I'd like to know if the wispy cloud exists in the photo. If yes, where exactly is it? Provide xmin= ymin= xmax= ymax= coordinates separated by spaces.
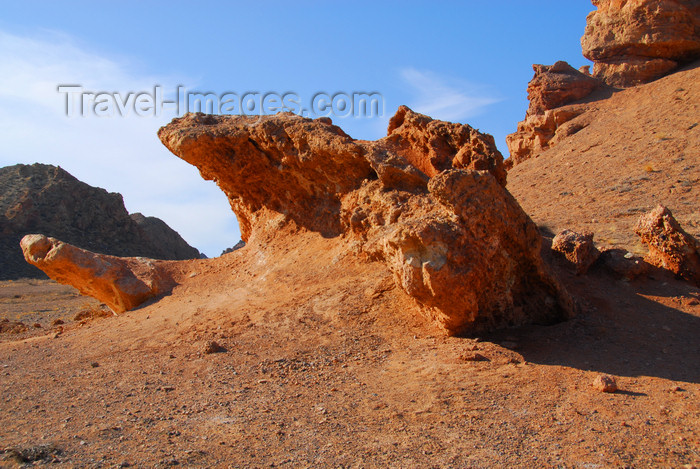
xmin=0 ymin=29 xmax=239 ymax=257
xmin=399 ymin=68 xmax=500 ymax=122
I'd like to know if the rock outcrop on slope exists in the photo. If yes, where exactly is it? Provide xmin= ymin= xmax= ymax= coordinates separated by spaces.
xmin=507 ymin=0 xmax=700 ymax=168
xmin=551 ymin=229 xmax=601 ymax=275
xmin=524 ymin=62 xmax=600 ymax=116
xmin=0 ymin=163 xmax=202 ymax=279
xmin=582 ymin=0 xmax=700 ymax=87
xmin=152 ymin=107 xmax=573 ymax=334
xmin=507 ymin=61 xmax=700 ymax=252
xmin=506 ymin=61 xmax=600 ymax=167
xmin=635 ymin=205 xmax=700 ymax=285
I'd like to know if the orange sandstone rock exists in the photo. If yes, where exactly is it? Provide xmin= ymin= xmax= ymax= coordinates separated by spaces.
xmin=20 ymin=234 xmax=179 ymax=313
xmin=506 ymin=62 xmax=599 ymax=168
xmin=582 ymin=0 xmax=700 ymax=87
xmin=552 ymin=229 xmax=601 ymax=275
xmin=382 ymin=105 xmax=507 ymax=186
xmin=158 ymin=109 xmax=574 ymax=334
xmin=593 ymin=374 xmax=618 ymax=393
xmin=23 ymin=107 xmax=575 ymax=334
xmin=635 ymin=205 xmax=700 ymax=285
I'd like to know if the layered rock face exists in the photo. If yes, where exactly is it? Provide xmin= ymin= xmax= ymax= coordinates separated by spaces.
xmin=156 ymin=108 xmax=574 ymax=334
xmin=506 ymin=62 xmax=599 ymax=168
xmin=0 ymin=163 xmax=201 ymax=279
xmin=21 ymin=234 xmax=180 ymax=313
xmin=582 ymin=0 xmax=700 ymax=87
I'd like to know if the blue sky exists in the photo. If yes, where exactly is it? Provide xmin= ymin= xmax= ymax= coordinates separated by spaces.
xmin=0 ymin=1 xmax=595 ymax=257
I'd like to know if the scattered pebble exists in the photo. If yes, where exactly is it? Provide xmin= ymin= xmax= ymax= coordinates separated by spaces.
xmin=203 ymin=340 xmax=224 ymax=354
xmin=593 ymin=374 xmax=618 ymax=393
xmin=52 ymin=319 xmax=64 ymax=326
xmin=90 ymin=362 xmax=99 ymax=368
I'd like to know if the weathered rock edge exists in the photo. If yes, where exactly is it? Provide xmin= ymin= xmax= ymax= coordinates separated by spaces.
xmin=635 ymin=205 xmax=700 ymax=286
xmin=506 ymin=61 xmax=601 ymax=168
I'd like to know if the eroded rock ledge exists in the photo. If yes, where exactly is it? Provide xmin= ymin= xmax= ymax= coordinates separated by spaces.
xmin=155 ymin=107 xmax=573 ymax=334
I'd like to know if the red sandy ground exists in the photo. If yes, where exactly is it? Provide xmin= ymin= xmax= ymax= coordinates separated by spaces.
xmin=1 ymin=226 xmax=699 ymax=467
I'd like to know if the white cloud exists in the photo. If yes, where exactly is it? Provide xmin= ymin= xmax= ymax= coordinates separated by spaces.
xmin=0 ymin=29 xmax=240 ymax=257
xmin=399 ymin=67 xmax=500 ymax=122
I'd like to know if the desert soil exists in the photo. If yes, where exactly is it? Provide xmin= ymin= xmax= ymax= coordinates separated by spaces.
xmin=1 ymin=226 xmax=699 ymax=468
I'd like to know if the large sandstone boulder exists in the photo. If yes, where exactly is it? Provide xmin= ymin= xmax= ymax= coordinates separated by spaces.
xmin=20 ymin=234 xmax=180 ymax=313
xmin=506 ymin=62 xmax=599 ymax=168
xmin=634 ymin=205 xmax=700 ymax=285
xmin=582 ymin=0 xmax=700 ymax=87
xmin=0 ymin=163 xmax=201 ymax=279
xmin=157 ymin=108 xmax=574 ymax=334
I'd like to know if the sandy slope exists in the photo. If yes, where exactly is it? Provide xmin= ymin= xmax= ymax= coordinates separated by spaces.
xmin=1 ymin=224 xmax=699 ymax=467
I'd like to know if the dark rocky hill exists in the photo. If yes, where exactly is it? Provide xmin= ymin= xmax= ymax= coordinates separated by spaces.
xmin=0 ymin=163 xmax=201 ymax=279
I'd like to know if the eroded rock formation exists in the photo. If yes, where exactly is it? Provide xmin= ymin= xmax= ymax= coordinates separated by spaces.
xmin=506 ymin=62 xmax=599 ymax=168
xmin=525 ymin=62 xmax=600 ymax=116
xmin=25 ymin=107 xmax=574 ymax=334
xmin=21 ymin=234 xmax=180 ymax=313
xmin=635 ymin=205 xmax=700 ymax=285
xmin=582 ymin=0 xmax=700 ymax=87
xmin=156 ymin=108 xmax=574 ymax=334
xmin=383 ymin=106 xmax=507 ymax=186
